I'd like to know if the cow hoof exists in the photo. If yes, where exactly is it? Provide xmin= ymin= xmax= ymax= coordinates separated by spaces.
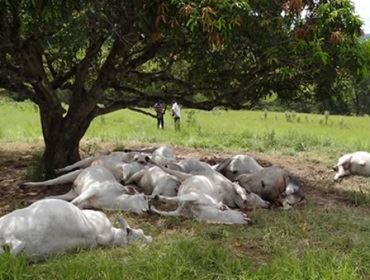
xmin=242 ymin=214 xmax=253 ymax=224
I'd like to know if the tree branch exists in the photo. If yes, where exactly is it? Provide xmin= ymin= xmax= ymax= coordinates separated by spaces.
xmin=127 ymin=107 xmax=157 ymax=118
xmin=73 ymin=34 xmax=108 ymax=93
xmin=123 ymin=42 xmax=162 ymax=70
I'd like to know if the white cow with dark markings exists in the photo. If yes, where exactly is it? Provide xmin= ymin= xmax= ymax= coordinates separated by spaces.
xmin=235 ymin=166 xmax=305 ymax=209
xmin=0 ymin=199 xmax=152 ymax=259
xmin=333 ymin=151 xmax=370 ymax=181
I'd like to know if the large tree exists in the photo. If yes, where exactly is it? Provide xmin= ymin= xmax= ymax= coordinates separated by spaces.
xmin=0 ymin=0 xmax=366 ymax=174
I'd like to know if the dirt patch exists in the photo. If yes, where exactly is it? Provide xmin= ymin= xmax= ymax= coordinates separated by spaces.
xmin=0 ymin=143 xmax=369 ymax=216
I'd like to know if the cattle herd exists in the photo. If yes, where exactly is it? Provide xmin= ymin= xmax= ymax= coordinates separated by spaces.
xmin=0 ymin=146 xmax=369 ymax=259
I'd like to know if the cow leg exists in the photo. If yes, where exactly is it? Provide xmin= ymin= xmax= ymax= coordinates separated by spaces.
xmin=97 ymin=233 xmax=114 ymax=245
xmin=150 ymin=204 xmax=186 ymax=217
xmin=5 ymin=239 xmax=25 ymax=255
xmin=213 ymin=157 xmax=233 ymax=173
xmin=46 ymin=189 xmax=78 ymax=201
xmin=71 ymin=189 xmax=98 ymax=208
xmin=55 ymin=156 xmax=98 ymax=174
xmin=150 ymin=193 xmax=199 ymax=209
xmin=123 ymin=169 xmax=145 ymax=185
xmin=20 ymin=169 xmax=82 ymax=188
xmin=153 ymin=193 xmax=199 ymax=204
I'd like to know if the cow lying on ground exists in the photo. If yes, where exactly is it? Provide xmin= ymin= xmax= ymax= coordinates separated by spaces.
xmin=172 ymin=158 xmax=268 ymax=209
xmin=176 ymin=158 xmax=214 ymax=173
xmin=0 ymin=199 xmax=152 ymax=259
xmin=147 ymin=157 xmax=270 ymax=224
xmin=21 ymin=166 xmax=149 ymax=214
xmin=124 ymin=166 xmax=181 ymax=197
xmin=56 ymin=151 xmax=142 ymax=174
xmin=235 ymin=166 xmax=305 ymax=209
xmin=55 ymin=146 xmax=175 ymax=181
xmin=333 ymin=151 xmax=370 ymax=181
xmin=214 ymin=155 xmax=264 ymax=181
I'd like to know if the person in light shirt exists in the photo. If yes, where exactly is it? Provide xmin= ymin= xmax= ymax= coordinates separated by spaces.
xmin=171 ymin=100 xmax=181 ymax=130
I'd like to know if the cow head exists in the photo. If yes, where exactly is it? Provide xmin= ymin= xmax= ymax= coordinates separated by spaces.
xmin=278 ymin=175 xmax=305 ymax=209
xmin=118 ymin=217 xmax=152 ymax=244
xmin=334 ymin=154 xmax=352 ymax=181
xmin=232 ymin=182 xmax=270 ymax=209
xmin=129 ymin=193 xmax=150 ymax=214
xmin=199 ymin=204 xmax=252 ymax=224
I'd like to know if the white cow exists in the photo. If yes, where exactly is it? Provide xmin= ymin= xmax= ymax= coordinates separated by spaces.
xmin=151 ymin=146 xmax=177 ymax=164
xmin=124 ymin=166 xmax=181 ymax=197
xmin=175 ymin=158 xmax=267 ymax=209
xmin=213 ymin=155 xmax=264 ymax=181
xmin=177 ymin=158 xmax=214 ymax=173
xmin=0 ymin=199 xmax=152 ymax=259
xmin=147 ymin=158 xmax=270 ymax=224
xmin=21 ymin=166 xmax=149 ymax=214
xmin=56 ymin=151 xmax=148 ymax=181
xmin=334 ymin=151 xmax=370 ymax=181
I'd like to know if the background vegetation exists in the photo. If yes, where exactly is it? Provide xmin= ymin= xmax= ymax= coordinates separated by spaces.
xmin=1 ymin=0 xmax=369 ymax=173
xmin=1 ymin=99 xmax=369 ymax=157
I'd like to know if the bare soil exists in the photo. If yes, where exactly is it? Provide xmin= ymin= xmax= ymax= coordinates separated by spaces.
xmin=0 ymin=142 xmax=369 ymax=216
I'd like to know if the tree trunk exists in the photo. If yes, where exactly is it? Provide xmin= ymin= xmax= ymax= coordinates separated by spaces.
xmin=42 ymin=128 xmax=82 ymax=177
xmin=39 ymin=104 xmax=95 ymax=177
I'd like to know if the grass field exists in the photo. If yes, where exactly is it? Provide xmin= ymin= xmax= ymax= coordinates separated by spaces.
xmin=1 ymin=100 xmax=370 ymax=157
xmin=1 ymin=100 xmax=370 ymax=279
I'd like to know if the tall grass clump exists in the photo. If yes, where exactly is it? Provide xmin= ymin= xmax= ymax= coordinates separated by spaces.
xmin=347 ymin=190 xmax=370 ymax=207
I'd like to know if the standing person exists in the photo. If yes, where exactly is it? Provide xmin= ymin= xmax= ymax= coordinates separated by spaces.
xmin=154 ymin=102 xmax=166 ymax=129
xmin=171 ymin=100 xmax=181 ymax=131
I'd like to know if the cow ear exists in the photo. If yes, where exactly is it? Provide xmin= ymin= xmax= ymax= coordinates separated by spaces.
xmin=261 ymin=180 xmax=265 ymax=188
xmin=118 ymin=217 xmax=129 ymax=229
xmin=343 ymin=156 xmax=352 ymax=169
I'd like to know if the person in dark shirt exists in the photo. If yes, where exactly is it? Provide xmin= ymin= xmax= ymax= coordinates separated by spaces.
xmin=154 ymin=102 xmax=166 ymax=129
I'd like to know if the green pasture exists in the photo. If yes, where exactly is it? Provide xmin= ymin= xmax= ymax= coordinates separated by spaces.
xmin=1 ymin=100 xmax=370 ymax=279
xmin=1 ymin=100 xmax=370 ymax=157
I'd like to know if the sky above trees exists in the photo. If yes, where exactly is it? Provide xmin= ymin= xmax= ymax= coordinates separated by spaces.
xmin=353 ymin=0 xmax=370 ymax=33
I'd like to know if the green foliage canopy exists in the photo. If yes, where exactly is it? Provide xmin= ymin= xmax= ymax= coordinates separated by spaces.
xmin=0 ymin=0 xmax=368 ymax=170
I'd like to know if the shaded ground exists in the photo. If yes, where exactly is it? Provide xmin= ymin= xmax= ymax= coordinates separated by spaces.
xmin=0 ymin=142 xmax=369 ymax=216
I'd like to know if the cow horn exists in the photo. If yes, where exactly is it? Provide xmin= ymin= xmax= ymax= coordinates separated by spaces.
xmin=118 ymin=217 xmax=129 ymax=229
